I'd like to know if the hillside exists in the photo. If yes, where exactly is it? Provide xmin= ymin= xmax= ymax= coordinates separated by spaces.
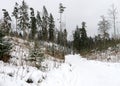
xmin=0 ymin=37 xmax=120 ymax=86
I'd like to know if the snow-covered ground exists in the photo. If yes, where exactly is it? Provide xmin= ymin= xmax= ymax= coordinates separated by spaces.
xmin=0 ymin=54 xmax=120 ymax=86
xmin=1 ymin=37 xmax=120 ymax=86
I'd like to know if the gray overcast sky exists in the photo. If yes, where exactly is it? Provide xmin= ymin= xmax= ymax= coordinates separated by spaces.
xmin=0 ymin=0 xmax=120 ymax=39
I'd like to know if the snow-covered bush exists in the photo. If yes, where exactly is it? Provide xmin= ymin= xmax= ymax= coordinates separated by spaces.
xmin=29 ymin=48 xmax=46 ymax=69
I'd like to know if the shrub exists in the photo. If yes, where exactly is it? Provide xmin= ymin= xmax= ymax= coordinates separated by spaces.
xmin=0 ymin=31 xmax=11 ymax=62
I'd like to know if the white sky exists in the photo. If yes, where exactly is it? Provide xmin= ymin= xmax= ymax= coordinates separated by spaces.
xmin=0 ymin=0 xmax=120 ymax=39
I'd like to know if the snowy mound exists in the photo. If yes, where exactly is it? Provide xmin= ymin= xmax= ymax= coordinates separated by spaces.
xmin=4 ymin=36 xmax=34 ymax=65
xmin=0 ymin=62 xmax=45 ymax=86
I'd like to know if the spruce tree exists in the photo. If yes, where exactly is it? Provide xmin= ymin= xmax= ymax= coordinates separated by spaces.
xmin=57 ymin=30 xmax=64 ymax=45
xmin=73 ymin=25 xmax=81 ymax=51
xmin=18 ymin=0 xmax=29 ymax=39
xmin=57 ymin=31 xmax=61 ymax=44
xmin=12 ymin=2 xmax=19 ymax=33
xmin=48 ymin=13 xmax=55 ymax=42
xmin=36 ymin=11 xmax=42 ymax=40
xmin=36 ymin=11 xmax=42 ymax=28
xmin=30 ymin=7 xmax=37 ymax=40
xmin=42 ymin=6 xmax=48 ymax=41
xmin=2 ymin=9 xmax=12 ymax=35
xmin=80 ymin=22 xmax=88 ymax=50
xmin=63 ymin=29 xmax=67 ymax=46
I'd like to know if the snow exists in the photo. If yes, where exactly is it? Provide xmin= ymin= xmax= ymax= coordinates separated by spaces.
xmin=41 ymin=54 xmax=120 ymax=86
xmin=0 ymin=63 xmax=46 ymax=86
xmin=1 ymin=36 xmax=120 ymax=86
xmin=0 ymin=74 xmax=30 ymax=86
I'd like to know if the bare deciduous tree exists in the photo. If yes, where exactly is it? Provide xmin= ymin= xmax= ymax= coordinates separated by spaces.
xmin=108 ymin=4 xmax=118 ymax=39
xmin=98 ymin=15 xmax=110 ymax=40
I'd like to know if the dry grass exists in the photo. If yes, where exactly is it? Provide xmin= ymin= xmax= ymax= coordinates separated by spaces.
xmin=45 ymin=50 xmax=65 ymax=60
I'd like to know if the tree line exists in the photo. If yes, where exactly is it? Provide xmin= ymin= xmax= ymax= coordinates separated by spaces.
xmin=0 ymin=0 xmax=67 ymax=45
xmin=72 ymin=17 xmax=120 ymax=54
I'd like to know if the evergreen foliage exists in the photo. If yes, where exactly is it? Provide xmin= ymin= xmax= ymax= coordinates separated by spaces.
xmin=48 ymin=13 xmax=55 ymax=42
xmin=42 ymin=6 xmax=48 ymax=41
xmin=18 ymin=0 xmax=29 ymax=39
xmin=0 ymin=31 xmax=11 ymax=60
xmin=30 ymin=7 xmax=37 ymax=40
xmin=36 ymin=11 xmax=42 ymax=28
xmin=12 ymin=2 xmax=19 ymax=33
xmin=63 ymin=29 xmax=67 ymax=46
xmin=36 ymin=11 xmax=42 ymax=40
xmin=73 ymin=25 xmax=80 ymax=51
xmin=29 ymin=48 xmax=45 ymax=69
xmin=73 ymin=22 xmax=88 ymax=52
xmin=2 ymin=9 xmax=12 ymax=35
xmin=0 ymin=0 xmax=119 ymax=57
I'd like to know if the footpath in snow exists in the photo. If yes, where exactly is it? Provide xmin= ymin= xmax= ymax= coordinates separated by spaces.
xmin=41 ymin=54 xmax=120 ymax=86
